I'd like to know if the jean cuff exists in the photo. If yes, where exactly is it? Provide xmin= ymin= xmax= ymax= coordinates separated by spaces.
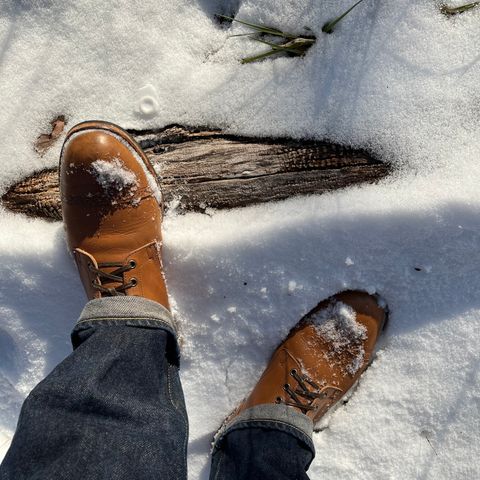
xmin=213 ymin=404 xmax=314 ymax=455
xmin=76 ymin=296 xmax=174 ymax=328
xmin=72 ymin=296 xmax=178 ymax=356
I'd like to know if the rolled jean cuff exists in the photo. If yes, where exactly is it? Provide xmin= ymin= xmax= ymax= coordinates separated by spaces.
xmin=71 ymin=296 xmax=179 ymax=359
xmin=213 ymin=404 xmax=315 ymax=454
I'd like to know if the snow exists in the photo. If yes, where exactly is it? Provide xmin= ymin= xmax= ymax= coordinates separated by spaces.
xmin=312 ymin=300 xmax=367 ymax=376
xmin=313 ymin=301 xmax=365 ymax=348
xmin=90 ymin=158 xmax=138 ymax=194
xmin=1 ymin=1 xmax=479 ymax=479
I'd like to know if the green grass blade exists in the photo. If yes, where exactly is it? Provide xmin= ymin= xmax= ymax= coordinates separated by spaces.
xmin=241 ymin=49 xmax=282 ymax=64
xmin=217 ymin=14 xmax=296 ymax=39
xmin=322 ymin=0 xmax=366 ymax=34
xmin=217 ymin=13 xmax=316 ymax=63
xmin=228 ymin=33 xmax=258 ymax=38
xmin=252 ymin=38 xmax=284 ymax=49
xmin=440 ymin=2 xmax=479 ymax=15
xmin=252 ymin=38 xmax=307 ymax=54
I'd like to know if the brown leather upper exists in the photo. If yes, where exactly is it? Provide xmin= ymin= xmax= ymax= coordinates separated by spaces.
xmin=236 ymin=291 xmax=387 ymax=424
xmin=60 ymin=122 xmax=169 ymax=309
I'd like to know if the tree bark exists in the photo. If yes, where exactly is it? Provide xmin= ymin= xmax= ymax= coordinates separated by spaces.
xmin=2 ymin=125 xmax=390 ymax=221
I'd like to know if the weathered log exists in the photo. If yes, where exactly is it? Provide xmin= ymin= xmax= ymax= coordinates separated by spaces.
xmin=2 ymin=125 xmax=390 ymax=220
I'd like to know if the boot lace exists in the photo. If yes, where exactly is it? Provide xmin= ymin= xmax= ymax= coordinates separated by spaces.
xmin=276 ymin=369 xmax=342 ymax=414
xmin=88 ymin=260 xmax=137 ymax=296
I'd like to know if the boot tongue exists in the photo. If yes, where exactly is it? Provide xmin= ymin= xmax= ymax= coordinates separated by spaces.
xmin=239 ymin=348 xmax=301 ymax=411
xmin=74 ymin=249 xmax=134 ymax=298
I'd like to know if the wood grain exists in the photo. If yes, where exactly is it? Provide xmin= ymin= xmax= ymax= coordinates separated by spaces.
xmin=2 ymin=125 xmax=390 ymax=220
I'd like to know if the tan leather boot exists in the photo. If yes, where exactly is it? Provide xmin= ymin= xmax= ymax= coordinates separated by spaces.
xmin=232 ymin=290 xmax=387 ymax=425
xmin=60 ymin=121 xmax=169 ymax=309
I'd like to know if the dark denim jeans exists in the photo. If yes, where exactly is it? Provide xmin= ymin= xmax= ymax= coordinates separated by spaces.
xmin=0 ymin=297 xmax=315 ymax=480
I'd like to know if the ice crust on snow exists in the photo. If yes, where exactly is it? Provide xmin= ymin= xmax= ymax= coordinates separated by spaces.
xmin=91 ymin=159 xmax=138 ymax=194
xmin=0 ymin=1 xmax=479 ymax=479
xmin=312 ymin=301 xmax=367 ymax=376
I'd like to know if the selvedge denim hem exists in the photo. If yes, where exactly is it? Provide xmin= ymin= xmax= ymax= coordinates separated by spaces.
xmin=210 ymin=404 xmax=315 ymax=480
xmin=213 ymin=403 xmax=314 ymax=453
xmin=75 ymin=296 xmax=176 ymax=331
xmin=72 ymin=296 xmax=179 ymax=361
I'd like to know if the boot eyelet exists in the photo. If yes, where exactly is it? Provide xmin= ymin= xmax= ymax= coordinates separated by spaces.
xmin=130 ymin=278 xmax=138 ymax=287
xmin=290 ymin=369 xmax=297 ymax=376
xmin=275 ymin=397 xmax=282 ymax=404
xmin=283 ymin=383 xmax=290 ymax=391
xmin=129 ymin=260 xmax=136 ymax=269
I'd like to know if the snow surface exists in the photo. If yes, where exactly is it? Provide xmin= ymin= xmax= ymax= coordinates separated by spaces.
xmin=1 ymin=0 xmax=479 ymax=478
